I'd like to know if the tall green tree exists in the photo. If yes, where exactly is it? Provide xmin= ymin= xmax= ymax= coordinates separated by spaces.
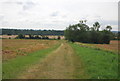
xmin=93 ymin=22 xmax=100 ymax=31
xmin=16 ymin=34 xmax=25 ymax=39
xmin=106 ymin=26 xmax=112 ymax=31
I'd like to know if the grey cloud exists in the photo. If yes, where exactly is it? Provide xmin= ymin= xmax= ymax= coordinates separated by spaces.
xmin=50 ymin=11 xmax=59 ymax=17
xmin=3 ymin=1 xmax=35 ymax=10
xmin=26 ymin=1 xmax=35 ymax=5
xmin=2 ymin=1 xmax=23 ymax=5
xmin=62 ymin=15 xmax=67 ymax=18
xmin=101 ymin=20 xmax=118 ymax=30
xmin=101 ymin=20 xmax=117 ymax=25
xmin=0 ymin=15 xmax=4 ymax=21
xmin=0 ymin=14 xmax=5 ymax=26
xmin=2 ymin=1 xmax=13 ymax=4
xmin=0 ymin=21 xmax=9 ymax=27
xmin=22 ymin=1 xmax=35 ymax=10
xmin=16 ymin=2 xmax=23 ymax=5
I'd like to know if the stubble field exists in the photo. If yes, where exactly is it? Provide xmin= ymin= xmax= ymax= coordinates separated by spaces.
xmin=2 ymin=39 xmax=59 ymax=61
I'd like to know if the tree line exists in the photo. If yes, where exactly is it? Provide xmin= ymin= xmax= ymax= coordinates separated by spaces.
xmin=15 ymin=34 xmax=61 ymax=40
xmin=1 ymin=29 xmax=64 ymax=36
xmin=64 ymin=20 xmax=115 ymax=44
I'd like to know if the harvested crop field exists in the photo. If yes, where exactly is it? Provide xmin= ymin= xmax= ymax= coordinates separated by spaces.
xmin=0 ymin=35 xmax=18 ymax=39
xmin=2 ymin=39 xmax=59 ymax=61
xmin=94 ymin=40 xmax=119 ymax=53
xmin=76 ymin=40 xmax=119 ymax=53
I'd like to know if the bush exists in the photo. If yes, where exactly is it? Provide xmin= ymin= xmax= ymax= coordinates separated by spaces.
xmin=57 ymin=36 xmax=61 ymax=40
xmin=16 ymin=34 xmax=25 ymax=39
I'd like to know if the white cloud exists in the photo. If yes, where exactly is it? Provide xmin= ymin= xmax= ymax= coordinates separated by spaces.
xmin=0 ymin=0 xmax=118 ymax=30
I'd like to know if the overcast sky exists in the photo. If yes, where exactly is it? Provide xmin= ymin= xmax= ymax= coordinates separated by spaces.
xmin=0 ymin=0 xmax=119 ymax=30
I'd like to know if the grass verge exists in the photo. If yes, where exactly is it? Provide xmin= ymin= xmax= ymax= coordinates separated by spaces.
xmin=69 ymin=42 xmax=118 ymax=79
xmin=2 ymin=43 xmax=60 ymax=79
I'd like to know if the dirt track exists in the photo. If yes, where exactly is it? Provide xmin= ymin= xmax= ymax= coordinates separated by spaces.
xmin=18 ymin=42 xmax=88 ymax=79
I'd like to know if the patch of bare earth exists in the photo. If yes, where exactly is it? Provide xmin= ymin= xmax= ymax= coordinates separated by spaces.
xmin=18 ymin=43 xmax=89 ymax=79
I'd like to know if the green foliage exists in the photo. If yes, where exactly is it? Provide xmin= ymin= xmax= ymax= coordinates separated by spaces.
xmin=57 ymin=36 xmax=61 ymax=40
xmin=64 ymin=20 xmax=114 ymax=44
xmin=2 ymin=29 xmax=64 ymax=36
xmin=28 ymin=34 xmax=33 ymax=39
xmin=106 ymin=26 xmax=112 ymax=31
xmin=35 ymin=35 xmax=41 ymax=39
xmin=93 ymin=22 xmax=100 ymax=31
xmin=41 ymin=35 xmax=49 ymax=39
xmin=70 ymin=43 xmax=118 ymax=79
xmin=16 ymin=34 xmax=25 ymax=39
xmin=16 ymin=34 xmax=50 ymax=39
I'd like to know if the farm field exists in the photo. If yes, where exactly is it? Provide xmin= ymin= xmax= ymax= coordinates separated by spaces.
xmin=94 ymin=40 xmax=119 ymax=53
xmin=2 ymin=39 xmax=118 ymax=79
xmin=0 ymin=35 xmax=18 ymax=39
xmin=76 ymin=40 xmax=119 ymax=53
xmin=2 ymin=39 xmax=59 ymax=61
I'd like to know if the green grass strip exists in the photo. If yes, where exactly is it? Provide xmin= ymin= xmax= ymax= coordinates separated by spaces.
xmin=69 ymin=42 xmax=118 ymax=79
xmin=3 ymin=43 xmax=60 ymax=79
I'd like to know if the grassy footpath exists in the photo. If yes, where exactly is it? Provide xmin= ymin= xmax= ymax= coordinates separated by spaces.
xmin=3 ymin=43 xmax=60 ymax=79
xmin=69 ymin=42 xmax=118 ymax=79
